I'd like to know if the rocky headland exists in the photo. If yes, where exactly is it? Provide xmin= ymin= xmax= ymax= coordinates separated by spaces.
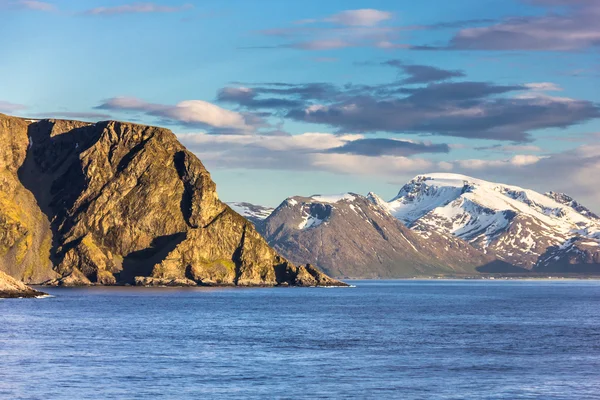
xmin=0 ymin=113 xmax=345 ymax=290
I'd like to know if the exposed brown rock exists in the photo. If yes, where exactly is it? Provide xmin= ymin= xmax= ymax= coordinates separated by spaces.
xmin=0 ymin=115 xmax=57 ymax=284
xmin=0 ymin=113 xmax=345 ymax=288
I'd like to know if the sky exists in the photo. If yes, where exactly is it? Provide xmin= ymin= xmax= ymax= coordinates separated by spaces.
xmin=1 ymin=0 xmax=599 ymax=210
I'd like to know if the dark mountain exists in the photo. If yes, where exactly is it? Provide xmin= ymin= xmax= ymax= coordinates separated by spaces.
xmin=254 ymin=193 xmax=498 ymax=278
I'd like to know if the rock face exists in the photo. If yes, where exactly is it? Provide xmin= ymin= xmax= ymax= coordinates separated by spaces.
xmin=0 ymin=116 xmax=57 ymax=284
xmin=383 ymin=173 xmax=600 ymax=273
xmin=256 ymin=193 xmax=498 ymax=278
xmin=0 ymin=113 xmax=345 ymax=287
xmin=0 ymin=270 xmax=46 ymax=298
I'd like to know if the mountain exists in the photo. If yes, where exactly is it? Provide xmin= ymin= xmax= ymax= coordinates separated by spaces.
xmin=0 ymin=113 xmax=344 ymax=288
xmin=383 ymin=173 xmax=600 ymax=273
xmin=0 ymin=270 xmax=46 ymax=298
xmin=255 ymin=193 xmax=499 ymax=278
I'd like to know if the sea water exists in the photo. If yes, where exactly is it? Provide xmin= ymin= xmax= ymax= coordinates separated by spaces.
xmin=1 ymin=280 xmax=599 ymax=399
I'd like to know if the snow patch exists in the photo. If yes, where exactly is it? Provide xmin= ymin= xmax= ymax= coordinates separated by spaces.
xmin=311 ymin=193 xmax=356 ymax=204
xmin=298 ymin=214 xmax=324 ymax=230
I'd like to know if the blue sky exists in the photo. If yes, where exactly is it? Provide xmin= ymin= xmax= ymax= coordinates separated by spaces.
xmin=1 ymin=0 xmax=599 ymax=210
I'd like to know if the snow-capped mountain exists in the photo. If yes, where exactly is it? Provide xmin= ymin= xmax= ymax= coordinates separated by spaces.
xmin=227 ymin=202 xmax=274 ymax=224
xmin=256 ymin=193 xmax=496 ymax=278
xmin=382 ymin=173 xmax=600 ymax=271
xmin=231 ymin=173 xmax=600 ymax=276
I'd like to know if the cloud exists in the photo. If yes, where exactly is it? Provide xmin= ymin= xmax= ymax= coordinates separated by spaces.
xmin=524 ymin=82 xmax=562 ymax=92
xmin=420 ymin=0 xmax=600 ymax=51
xmin=452 ymin=144 xmax=600 ymax=211
xmin=251 ymin=9 xmax=406 ymax=51
xmin=178 ymin=129 xmax=600 ymax=211
xmin=218 ymin=75 xmax=600 ymax=142
xmin=288 ymin=38 xmax=355 ymax=50
xmin=1 ymin=0 xmax=56 ymax=11
xmin=286 ymin=83 xmax=599 ymax=141
xmin=217 ymin=87 xmax=305 ymax=110
xmin=217 ymin=82 xmax=339 ymax=108
xmin=97 ymin=96 xmax=255 ymax=132
xmin=383 ymin=60 xmax=466 ymax=84
xmin=252 ymin=12 xmax=499 ymax=51
xmin=32 ymin=111 xmax=112 ymax=120
xmin=325 ymin=138 xmax=450 ymax=157
xmin=177 ymin=131 xmax=452 ymax=176
xmin=0 ymin=100 xmax=27 ymax=113
xmin=475 ymin=144 xmax=543 ymax=152
xmin=457 ymin=154 xmax=545 ymax=169
xmin=312 ymin=153 xmax=438 ymax=176
xmin=84 ymin=2 xmax=193 ymax=16
xmin=323 ymin=9 xmax=393 ymax=27
xmin=295 ymin=9 xmax=392 ymax=27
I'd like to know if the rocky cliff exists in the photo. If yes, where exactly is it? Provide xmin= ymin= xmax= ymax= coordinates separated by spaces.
xmin=0 ymin=115 xmax=56 ymax=284
xmin=0 ymin=113 xmax=344 ymax=287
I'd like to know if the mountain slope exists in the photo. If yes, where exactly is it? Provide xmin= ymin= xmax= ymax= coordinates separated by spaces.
xmin=256 ymin=193 xmax=497 ymax=278
xmin=0 ymin=113 xmax=343 ymax=287
xmin=384 ymin=173 xmax=600 ymax=272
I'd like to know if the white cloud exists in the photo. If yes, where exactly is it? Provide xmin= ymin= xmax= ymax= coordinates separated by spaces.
xmin=85 ymin=2 xmax=192 ymax=16
xmin=97 ymin=97 xmax=252 ymax=131
xmin=163 ymin=100 xmax=247 ymax=129
xmin=524 ymin=82 xmax=563 ymax=92
xmin=179 ymin=132 xmax=445 ymax=177
xmin=457 ymin=154 xmax=544 ymax=169
xmin=311 ymin=153 xmax=435 ymax=175
xmin=325 ymin=9 xmax=393 ymax=27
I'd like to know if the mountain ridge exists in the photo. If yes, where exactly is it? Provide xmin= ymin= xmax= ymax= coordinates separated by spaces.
xmin=232 ymin=173 xmax=600 ymax=277
xmin=383 ymin=173 xmax=600 ymax=271
xmin=251 ymin=192 xmax=502 ymax=278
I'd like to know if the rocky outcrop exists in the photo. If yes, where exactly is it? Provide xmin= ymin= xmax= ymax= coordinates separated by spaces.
xmin=0 ymin=270 xmax=46 ymax=298
xmin=0 ymin=113 xmax=345 ymax=287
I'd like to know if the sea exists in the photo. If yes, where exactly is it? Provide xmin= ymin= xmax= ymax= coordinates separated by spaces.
xmin=1 ymin=280 xmax=599 ymax=399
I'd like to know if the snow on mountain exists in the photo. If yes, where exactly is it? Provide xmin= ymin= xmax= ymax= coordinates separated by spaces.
xmin=227 ymin=202 xmax=274 ymax=224
xmin=231 ymin=173 xmax=600 ymax=275
xmin=383 ymin=173 xmax=600 ymax=270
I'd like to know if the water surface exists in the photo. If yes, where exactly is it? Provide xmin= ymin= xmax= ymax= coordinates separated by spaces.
xmin=1 ymin=280 xmax=599 ymax=399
